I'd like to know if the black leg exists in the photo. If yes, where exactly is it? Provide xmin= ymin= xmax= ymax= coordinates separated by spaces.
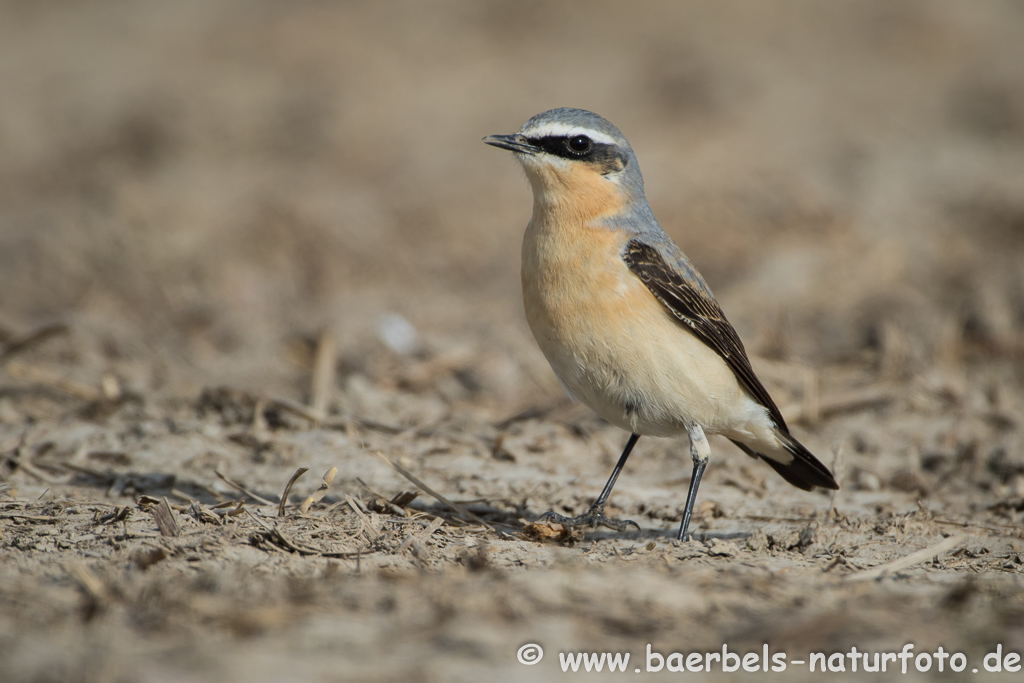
xmin=541 ymin=433 xmax=641 ymax=532
xmin=676 ymin=459 xmax=707 ymax=541
xmin=592 ymin=432 xmax=640 ymax=508
xmin=677 ymin=424 xmax=711 ymax=541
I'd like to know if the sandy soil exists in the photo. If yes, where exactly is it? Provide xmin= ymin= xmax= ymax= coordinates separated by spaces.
xmin=2 ymin=2 xmax=1024 ymax=681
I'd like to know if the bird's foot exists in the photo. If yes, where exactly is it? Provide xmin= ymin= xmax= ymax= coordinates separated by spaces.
xmin=540 ymin=504 xmax=640 ymax=533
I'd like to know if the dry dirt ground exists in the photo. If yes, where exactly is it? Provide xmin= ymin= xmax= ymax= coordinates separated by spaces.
xmin=2 ymin=2 xmax=1024 ymax=681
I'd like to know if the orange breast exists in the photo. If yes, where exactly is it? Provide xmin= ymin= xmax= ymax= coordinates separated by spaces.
xmin=521 ymin=194 xmax=669 ymax=376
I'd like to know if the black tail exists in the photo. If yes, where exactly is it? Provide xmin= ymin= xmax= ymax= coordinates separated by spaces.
xmin=730 ymin=433 xmax=839 ymax=492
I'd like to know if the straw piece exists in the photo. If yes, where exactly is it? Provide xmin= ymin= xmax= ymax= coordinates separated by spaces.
xmin=845 ymin=534 xmax=967 ymax=582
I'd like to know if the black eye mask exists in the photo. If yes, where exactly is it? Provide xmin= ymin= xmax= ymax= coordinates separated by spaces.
xmin=526 ymin=135 xmax=629 ymax=173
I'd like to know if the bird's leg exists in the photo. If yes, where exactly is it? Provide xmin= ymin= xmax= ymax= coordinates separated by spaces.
xmin=541 ymin=433 xmax=641 ymax=532
xmin=677 ymin=424 xmax=710 ymax=542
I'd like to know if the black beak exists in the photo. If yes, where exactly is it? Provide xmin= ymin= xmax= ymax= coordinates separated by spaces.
xmin=482 ymin=134 xmax=539 ymax=155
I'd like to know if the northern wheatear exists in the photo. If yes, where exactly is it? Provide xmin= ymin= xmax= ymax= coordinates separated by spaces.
xmin=484 ymin=108 xmax=838 ymax=541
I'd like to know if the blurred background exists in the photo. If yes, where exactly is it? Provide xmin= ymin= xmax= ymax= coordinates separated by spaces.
xmin=1 ymin=0 xmax=1023 ymax=410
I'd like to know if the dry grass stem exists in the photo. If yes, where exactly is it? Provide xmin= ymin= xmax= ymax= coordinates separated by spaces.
xmin=268 ymin=396 xmax=322 ymax=425
xmin=310 ymin=330 xmax=336 ymax=420
xmin=70 ymin=563 xmax=109 ymax=605
xmin=150 ymin=497 xmax=181 ymax=537
xmin=278 ymin=467 xmax=309 ymax=517
xmin=846 ymin=535 xmax=969 ymax=582
xmin=214 ymin=469 xmax=278 ymax=507
xmin=782 ymin=385 xmax=895 ymax=424
xmin=5 ymin=362 xmax=100 ymax=401
xmin=374 ymin=452 xmax=494 ymax=530
xmin=0 ymin=324 xmax=69 ymax=366
xmin=299 ymin=466 xmax=337 ymax=514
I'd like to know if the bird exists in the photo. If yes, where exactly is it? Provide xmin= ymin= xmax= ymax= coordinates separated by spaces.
xmin=483 ymin=108 xmax=838 ymax=542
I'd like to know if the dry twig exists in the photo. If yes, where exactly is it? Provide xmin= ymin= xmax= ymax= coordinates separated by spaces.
xmin=4 ymin=362 xmax=100 ymax=401
xmin=244 ymin=508 xmax=371 ymax=559
xmin=300 ymin=466 xmax=337 ymax=514
xmin=150 ymin=497 xmax=181 ymax=537
xmin=782 ymin=385 xmax=895 ymax=424
xmin=310 ymin=330 xmax=336 ymax=420
xmin=214 ymin=469 xmax=277 ymax=507
xmin=268 ymin=396 xmax=322 ymax=424
xmin=70 ymin=563 xmax=109 ymax=616
xmin=0 ymin=513 xmax=62 ymax=523
xmin=374 ymin=452 xmax=494 ymax=530
xmin=0 ymin=324 xmax=69 ymax=367
xmin=845 ymin=534 xmax=968 ymax=582
xmin=278 ymin=467 xmax=309 ymax=517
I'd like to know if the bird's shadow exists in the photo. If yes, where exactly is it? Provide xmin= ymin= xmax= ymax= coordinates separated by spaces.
xmin=416 ymin=502 xmax=751 ymax=544
xmin=569 ymin=528 xmax=750 ymax=543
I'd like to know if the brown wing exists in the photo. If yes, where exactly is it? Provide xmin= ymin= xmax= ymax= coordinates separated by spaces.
xmin=622 ymin=239 xmax=788 ymax=431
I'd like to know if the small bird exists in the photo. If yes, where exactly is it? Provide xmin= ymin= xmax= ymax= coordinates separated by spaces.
xmin=484 ymin=108 xmax=838 ymax=541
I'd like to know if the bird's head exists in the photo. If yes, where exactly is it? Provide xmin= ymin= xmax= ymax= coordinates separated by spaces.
xmin=484 ymin=108 xmax=646 ymax=220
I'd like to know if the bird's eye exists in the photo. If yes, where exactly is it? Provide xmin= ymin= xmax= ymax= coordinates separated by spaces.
xmin=566 ymin=135 xmax=593 ymax=154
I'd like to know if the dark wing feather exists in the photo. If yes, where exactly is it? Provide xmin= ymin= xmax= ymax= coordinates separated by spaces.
xmin=622 ymin=239 xmax=788 ymax=431
xmin=623 ymin=239 xmax=838 ymax=491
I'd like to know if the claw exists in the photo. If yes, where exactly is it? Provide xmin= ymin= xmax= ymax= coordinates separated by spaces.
xmin=540 ymin=505 xmax=640 ymax=533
